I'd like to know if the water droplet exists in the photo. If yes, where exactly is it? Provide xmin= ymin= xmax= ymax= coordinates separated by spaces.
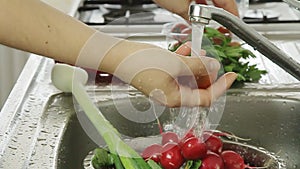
xmin=129 ymin=92 xmax=136 ymax=96
xmin=37 ymin=137 xmax=46 ymax=141
xmin=8 ymin=145 xmax=17 ymax=150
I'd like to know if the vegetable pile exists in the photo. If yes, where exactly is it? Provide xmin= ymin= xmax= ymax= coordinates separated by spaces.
xmin=92 ymin=130 xmax=261 ymax=169
xmin=168 ymin=23 xmax=267 ymax=85
xmin=140 ymin=130 xmax=259 ymax=169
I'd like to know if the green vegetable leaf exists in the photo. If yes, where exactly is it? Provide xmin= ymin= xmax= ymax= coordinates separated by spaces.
xmin=203 ymin=26 xmax=267 ymax=84
xmin=168 ymin=25 xmax=268 ymax=85
xmin=168 ymin=41 xmax=182 ymax=52
xmin=111 ymin=153 xmax=125 ymax=169
xmin=184 ymin=160 xmax=202 ymax=169
xmin=147 ymin=160 xmax=163 ymax=169
xmin=92 ymin=148 xmax=115 ymax=169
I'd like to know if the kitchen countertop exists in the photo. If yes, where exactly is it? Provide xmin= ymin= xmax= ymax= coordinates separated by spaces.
xmin=0 ymin=1 xmax=81 ymax=168
xmin=1 ymin=1 xmax=300 ymax=168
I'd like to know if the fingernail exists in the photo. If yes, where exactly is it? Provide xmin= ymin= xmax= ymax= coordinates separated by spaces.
xmin=228 ymin=72 xmax=238 ymax=79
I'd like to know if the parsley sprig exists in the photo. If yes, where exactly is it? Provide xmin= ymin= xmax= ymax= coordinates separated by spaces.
xmin=203 ymin=27 xmax=267 ymax=84
xmin=169 ymin=26 xmax=267 ymax=85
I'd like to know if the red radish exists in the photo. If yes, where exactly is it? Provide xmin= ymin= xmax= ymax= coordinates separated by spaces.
xmin=179 ymin=130 xmax=196 ymax=147
xmin=174 ymin=41 xmax=192 ymax=56
xmin=229 ymin=42 xmax=241 ymax=47
xmin=162 ymin=132 xmax=180 ymax=145
xmin=180 ymin=129 xmax=195 ymax=142
xmin=207 ymin=130 xmax=251 ymax=142
xmin=171 ymin=23 xmax=189 ymax=33
xmin=173 ymin=34 xmax=190 ymax=43
xmin=205 ymin=129 xmax=251 ymax=144
xmin=200 ymin=152 xmax=224 ymax=169
xmin=221 ymin=150 xmax=245 ymax=169
xmin=181 ymin=27 xmax=192 ymax=34
xmin=160 ymin=142 xmax=185 ymax=169
xmin=141 ymin=144 xmax=162 ymax=163
xmin=181 ymin=137 xmax=207 ymax=160
xmin=204 ymin=133 xmax=223 ymax=154
xmin=217 ymin=26 xmax=232 ymax=37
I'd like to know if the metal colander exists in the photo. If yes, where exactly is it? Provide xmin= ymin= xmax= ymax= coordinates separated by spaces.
xmin=83 ymin=136 xmax=286 ymax=169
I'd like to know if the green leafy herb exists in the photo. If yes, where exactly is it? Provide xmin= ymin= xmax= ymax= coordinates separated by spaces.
xmin=203 ymin=27 xmax=267 ymax=85
xmin=168 ymin=26 xmax=267 ymax=86
xmin=184 ymin=160 xmax=202 ymax=169
xmin=92 ymin=147 xmax=115 ymax=169
xmin=147 ymin=160 xmax=163 ymax=169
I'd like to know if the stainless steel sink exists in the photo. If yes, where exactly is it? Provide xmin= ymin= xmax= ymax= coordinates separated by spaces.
xmin=0 ymin=57 xmax=299 ymax=169
xmin=52 ymin=85 xmax=300 ymax=169
xmin=1 ymin=27 xmax=300 ymax=169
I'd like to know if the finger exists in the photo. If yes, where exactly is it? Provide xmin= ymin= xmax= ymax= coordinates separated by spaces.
xmin=201 ymin=72 xmax=237 ymax=106
xmin=179 ymin=72 xmax=237 ymax=107
xmin=177 ymin=71 xmax=217 ymax=89
xmin=175 ymin=41 xmax=191 ymax=56
xmin=196 ymin=72 xmax=218 ymax=89
xmin=175 ymin=41 xmax=206 ymax=56
xmin=179 ymin=56 xmax=220 ymax=77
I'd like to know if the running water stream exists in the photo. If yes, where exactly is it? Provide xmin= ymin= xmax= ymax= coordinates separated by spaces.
xmin=166 ymin=23 xmax=209 ymax=139
xmin=189 ymin=23 xmax=208 ymax=138
xmin=191 ymin=23 xmax=205 ymax=57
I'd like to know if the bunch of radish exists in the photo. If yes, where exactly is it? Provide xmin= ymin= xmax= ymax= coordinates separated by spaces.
xmin=141 ymin=130 xmax=256 ymax=169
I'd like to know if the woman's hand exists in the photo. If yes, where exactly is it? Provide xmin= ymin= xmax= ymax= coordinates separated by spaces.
xmin=0 ymin=0 xmax=237 ymax=108
xmin=107 ymin=41 xmax=237 ymax=107
xmin=153 ymin=0 xmax=239 ymax=20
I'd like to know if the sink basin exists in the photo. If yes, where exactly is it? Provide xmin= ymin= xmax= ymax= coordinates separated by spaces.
xmin=0 ymin=60 xmax=299 ymax=168
xmin=53 ymin=85 xmax=300 ymax=169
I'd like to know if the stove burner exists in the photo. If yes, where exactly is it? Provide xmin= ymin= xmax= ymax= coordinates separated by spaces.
xmin=103 ymin=4 xmax=157 ymax=11
xmin=244 ymin=9 xmax=280 ymax=19
xmin=78 ymin=0 xmax=177 ymax=25
xmin=102 ymin=4 xmax=157 ymax=23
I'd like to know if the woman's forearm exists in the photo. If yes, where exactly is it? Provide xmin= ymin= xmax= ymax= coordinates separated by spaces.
xmin=0 ymin=0 xmax=159 ymax=74
xmin=0 ymin=0 xmax=96 ymax=64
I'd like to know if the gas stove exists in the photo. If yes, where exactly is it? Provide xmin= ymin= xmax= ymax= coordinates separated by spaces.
xmin=244 ymin=1 xmax=300 ymax=23
xmin=77 ymin=0 xmax=180 ymax=26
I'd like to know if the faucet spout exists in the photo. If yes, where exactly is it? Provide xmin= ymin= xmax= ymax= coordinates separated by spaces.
xmin=189 ymin=4 xmax=300 ymax=81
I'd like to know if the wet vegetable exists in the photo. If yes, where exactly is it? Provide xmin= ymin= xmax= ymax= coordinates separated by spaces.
xmin=181 ymin=137 xmax=207 ymax=160
xmin=162 ymin=132 xmax=180 ymax=145
xmin=160 ymin=142 xmax=185 ymax=169
xmin=92 ymin=129 xmax=269 ymax=169
xmin=168 ymin=24 xmax=267 ymax=85
xmin=147 ymin=159 xmax=163 ymax=169
xmin=92 ymin=147 xmax=114 ymax=169
xmin=184 ymin=160 xmax=202 ymax=169
xmin=141 ymin=144 xmax=162 ymax=163
xmin=200 ymin=152 xmax=224 ymax=169
xmin=221 ymin=150 xmax=245 ymax=169
xmin=203 ymin=132 xmax=223 ymax=154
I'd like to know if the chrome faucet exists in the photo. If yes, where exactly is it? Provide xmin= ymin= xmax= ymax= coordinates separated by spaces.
xmin=189 ymin=4 xmax=300 ymax=81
